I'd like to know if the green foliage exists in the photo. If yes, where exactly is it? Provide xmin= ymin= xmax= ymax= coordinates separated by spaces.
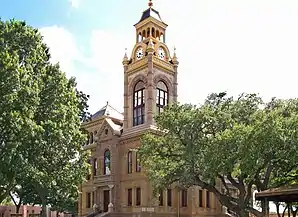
xmin=139 ymin=92 xmax=298 ymax=217
xmin=0 ymin=196 xmax=13 ymax=205
xmin=0 ymin=18 xmax=89 ymax=215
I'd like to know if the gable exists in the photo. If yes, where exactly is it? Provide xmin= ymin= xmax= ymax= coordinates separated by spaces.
xmin=97 ymin=118 xmax=122 ymax=141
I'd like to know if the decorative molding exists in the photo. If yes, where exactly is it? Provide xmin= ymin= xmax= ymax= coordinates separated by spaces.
xmin=156 ymin=44 xmax=171 ymax=61
xmin=152 ymin=56 xmax=175 ymax=73
xmin=120 ymin=136 xmax=141 ymax=145
xmin=128 ymin=74 xmax=148 ymax=95
xmin=153 ymin=73 xmax=173 ymax=95
xmin=134 ymin=17 xmax=168 ymax=29
xmin=82 ymin=118 xmax=104 ymax=129
xmin=130 ymin=44 xmax=147 ymax=62
xmin=127 ymin=58 xmax=148 ymax=74
xmin=97 ymin=119 xmax=113 ymax=138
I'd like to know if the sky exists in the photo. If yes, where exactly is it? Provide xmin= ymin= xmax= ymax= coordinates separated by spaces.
xmin=1 ymin=0 xmax=296 ymax=211
xmin=1 ymin=0 xmax=298 ymax=116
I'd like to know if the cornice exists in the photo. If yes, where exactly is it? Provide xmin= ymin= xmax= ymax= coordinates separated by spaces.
xmin=127 ymin=58 xmax=148 ymax=74
xmin=152 ymin=56 xmax=175 ymax=73
xmin=83 ymin=143 xmax=96 ymax=150
xmin=81 ymin=117 xmax=104 ymax=129
xmin=120 ymin=124 xmax=161 ymax=144
xmin=134 ymin=17 xmax=168 ymax=29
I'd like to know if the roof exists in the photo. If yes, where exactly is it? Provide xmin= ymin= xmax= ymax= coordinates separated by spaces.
xmin=137 ymin=7 xmax=164 ymax=24
xmin=91 ymin=102 xmax=123 ymax=121
xmin=255 ymin=185 xmax=298 ymax=202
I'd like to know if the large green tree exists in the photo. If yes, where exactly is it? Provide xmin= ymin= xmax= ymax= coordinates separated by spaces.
xmin=0 ymin=19 xmax=89 ymax=216
xmin=139 ymin=92 xmax=298 ymax=217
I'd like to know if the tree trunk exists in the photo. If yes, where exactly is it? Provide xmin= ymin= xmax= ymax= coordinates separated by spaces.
xmin=9 ymin=192 xmax=22 ymax=214
xmin=41 ymin=198 xmax=47 ymax=217
xmin=16 ymin=204 xmax=21 ymax=213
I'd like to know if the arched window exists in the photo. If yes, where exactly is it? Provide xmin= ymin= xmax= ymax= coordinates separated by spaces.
xmin=136 ymin=151 xmax=141 ymax=172
xmin=156 ymin=81 xmax=168 ymax=114
xmin=147 ymin=28 xmax=150 ymax=37
xmin=133 ymin=81 xmax=145 ymax=126
xmin=127 ymin=151 xmax=132 ymax=174
xmin=93 ymin=158 xmax=98 ymax=177
xmin=90 ymin=132 xmax=93 ymax=144
xmin=103 ymin=150 xmax=111 ymax=175
xmin=138 ymin=33 xmax=142 ymax=42
xmin=87 ymin=159 xmax=91 ymax=180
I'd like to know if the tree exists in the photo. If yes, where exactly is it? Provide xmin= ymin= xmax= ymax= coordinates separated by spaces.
xmin=0 ymin=18 xmax=90 ymax=216
xmin=139 ymin=92 xmax=298 ymax=217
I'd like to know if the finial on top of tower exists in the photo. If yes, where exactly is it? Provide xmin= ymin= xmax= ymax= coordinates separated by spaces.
xmin=148 ymin=0 xmax=153 ymax=8
xmin=122 ymin=48 xmax=129 ymax=65
xmin=172 ymin=46 xmax=179 ymax=65
xmin=146 ymin=38 xmax=155 ymax=53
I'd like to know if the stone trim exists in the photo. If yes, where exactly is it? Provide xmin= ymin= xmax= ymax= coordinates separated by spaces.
xmin=128 ymin=74 xmax=148 ymax=95
xmin=153 ymin=73 xmax=173 ymax=95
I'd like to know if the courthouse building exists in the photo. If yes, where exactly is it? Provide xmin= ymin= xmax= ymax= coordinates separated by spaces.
xmin=78 ymin=1 xmax=224 ymax=217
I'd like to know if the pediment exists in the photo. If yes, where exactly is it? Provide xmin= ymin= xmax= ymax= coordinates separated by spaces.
xmin=96 ymin=118 xmax=122 ymax=141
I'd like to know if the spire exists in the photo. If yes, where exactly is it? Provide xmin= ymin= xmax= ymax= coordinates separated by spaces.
xmin=122 ymin=48 xmax=129 ymax=65
xmin=172 ymin=46 xmax=179 ymax=65
xmin=135 ymin=0 xmax=165 ymax=25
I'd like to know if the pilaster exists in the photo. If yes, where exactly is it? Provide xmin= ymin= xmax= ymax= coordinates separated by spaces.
xmin=146 ymin=39 xmax=155 ymax=125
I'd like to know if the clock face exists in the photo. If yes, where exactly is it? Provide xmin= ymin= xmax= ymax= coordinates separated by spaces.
xmin=158 ymin=47 xmax=166 ymax=60
xmin=136 ymin=47 xmax=144 ymax=60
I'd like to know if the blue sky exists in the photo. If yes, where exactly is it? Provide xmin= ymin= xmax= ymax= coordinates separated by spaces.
xmin=2 ymin=0 xmax=298 ymax=119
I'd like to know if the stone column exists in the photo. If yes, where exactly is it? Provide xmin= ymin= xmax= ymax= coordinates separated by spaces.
xmin=92 ymin=187 xmax=98 ymax=212
xmin=122 ymin=51 xmax=129 ymax=130
xmin=146 ymin=39 xmax=155 ymax=125
xmin=108 ymin=185 xmax=114 ymax=212
xmin=172 ymin=48 xmax=179 ymax=103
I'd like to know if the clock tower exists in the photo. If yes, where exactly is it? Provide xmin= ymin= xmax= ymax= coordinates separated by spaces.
xmin=122 ymin=0 xmax=179 ymax=133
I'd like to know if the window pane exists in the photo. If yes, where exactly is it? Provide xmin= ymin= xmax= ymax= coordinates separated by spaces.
xmin=133 ymin=109 xmax=137 ymax=118
xmin=157 ymin=81 xmax=167 ymax=91
xmin=167 ymin=189 xmax=172 ymax=206
xmin=104 ymin=150 xmax=111 ymax=175
xmin=199 ymin=190 xmax=203 ymax=207
xmin=128 ymin=152 xmax=132 ymax=174
xmin=128 ymin=189 xmax=132 ymax=206
xmin=135 ymin=81 xmax=145 ymax=91
xmin=159 ymin=189 xmax=164 ymax=206
xmin=182 ymin=190 xmax=187 ymax=207
xmin=136 ymin=152 xmax=141 ymax=172
xmin=134 ymin=94 xmax=138 ymax=106
xmin=136 ymin=188 xmax=141 ymax=206
xmin=206 ymin=191 xmax=210 ymax=208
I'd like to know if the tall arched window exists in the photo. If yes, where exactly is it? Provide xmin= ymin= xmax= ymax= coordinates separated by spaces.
xmin=133 ymin=81 xmax=145 ymax=126
xmin=127 ymin=151 xmax=132 ymax=174
xmin=156 ymin=81 xmax=168 ymax=114
xmin=103 ymin=150 xmax=111 ymax=175
xmin=136 ymin=151 xmax=141 ymax=172
xmin=93 ymin=158 xmax=97 ymax=177
xmin=87 ymin=159 xmax=91 ymax=180
xmin=90 ymin=132 xmax=93 ymax=144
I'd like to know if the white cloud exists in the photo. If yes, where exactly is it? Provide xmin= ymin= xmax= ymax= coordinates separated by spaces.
xmin=155 ymin=0 xmax=298 ymax=104
xmin=39 ymin=26 xmax=134 ymax=114
xmin=40 ymin=0 xmax=298 ymax=115
xmin=40 ymin=26 xmax=80 ymax=73
xmin=68 ymin=0 xmax=81 ymax=8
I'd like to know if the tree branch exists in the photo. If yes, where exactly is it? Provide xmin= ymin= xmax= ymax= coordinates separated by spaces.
xmin=218 ymin=174 xmax=231 ymax=197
